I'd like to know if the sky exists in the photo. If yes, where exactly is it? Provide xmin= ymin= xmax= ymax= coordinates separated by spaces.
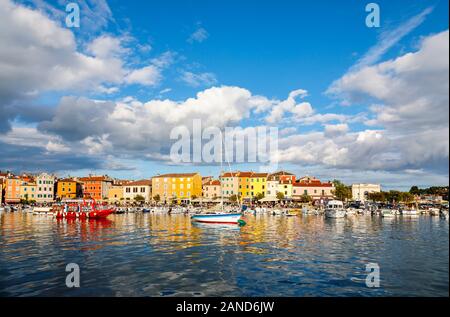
xmin=0 ymin=0 xmax=448 ymax=190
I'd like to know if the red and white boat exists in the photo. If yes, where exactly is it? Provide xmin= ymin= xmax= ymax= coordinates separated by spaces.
xmin=55 ymin=200 xmax=115 ymax=219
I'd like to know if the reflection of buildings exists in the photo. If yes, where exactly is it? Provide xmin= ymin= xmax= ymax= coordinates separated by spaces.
xmin=352 ymin=183 xmax=381 ymax=202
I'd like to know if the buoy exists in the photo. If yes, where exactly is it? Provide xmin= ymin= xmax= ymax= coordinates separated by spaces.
xmin=237 ymin=219 xmax=246 ymax=226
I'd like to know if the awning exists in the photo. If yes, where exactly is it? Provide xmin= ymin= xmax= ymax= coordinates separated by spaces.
xmin=258 ymin=197 xmax=279 ymax=202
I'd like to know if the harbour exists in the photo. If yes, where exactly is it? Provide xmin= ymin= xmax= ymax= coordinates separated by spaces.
xmin=0 ymin=211 xmax=448 ymax=297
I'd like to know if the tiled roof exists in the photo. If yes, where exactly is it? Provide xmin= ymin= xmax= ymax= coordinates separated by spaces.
xmin=153 ymin=173 xmax=198 ymax=178
xmin=79 ymin=176 xmax=112 ymax=182
xmin=204 ymin=180 xmax=221 ymax=186
xmin=125 ymin=179 xmax=152 ymax=186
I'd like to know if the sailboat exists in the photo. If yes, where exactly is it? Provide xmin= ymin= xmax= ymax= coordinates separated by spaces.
xmin=191 ymin=129 xmax=245 ymax=225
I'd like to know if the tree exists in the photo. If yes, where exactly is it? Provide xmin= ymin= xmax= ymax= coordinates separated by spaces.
xmin=332 ymin=179 xmax=352 ymax=201
xmin=229 ymin=194 xmax=238 ymax=203
xmin=153 ymin=194 xmax=160 ymax=203
xmin=276 ymin=192 xmax=285 ymax=200
xmin=134 ymin=195 xmax=145 ymax=202
xmin=409 ymin=186 xmax=420 ymax=196
xmin=300 ymin=193 xmax=312 ymax=203
xmin=255 ymin=192 xmax=265 ymax=201
xmin=191 ymin=195 xmax=197 ymax=200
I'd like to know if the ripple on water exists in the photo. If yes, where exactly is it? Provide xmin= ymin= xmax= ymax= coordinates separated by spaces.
xmin=0 ymin=213 xmax=448 ymax=296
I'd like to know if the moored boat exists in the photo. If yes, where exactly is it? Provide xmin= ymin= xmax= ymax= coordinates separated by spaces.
xmin=325 ymin=200 xmax=346 ymax=218
xmin=191 ymin=213 xmax=243 ymax=224
xmin=55 ymin=201 xmax=115 ymax=219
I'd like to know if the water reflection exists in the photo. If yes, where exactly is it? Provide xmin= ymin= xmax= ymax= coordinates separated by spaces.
xmin=0 ymin=212 xmax=448 ymax=297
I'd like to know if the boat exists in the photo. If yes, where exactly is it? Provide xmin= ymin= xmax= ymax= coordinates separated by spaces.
xmin=32 ymin=206 xmax=54 ymax=215
xmin=401 ymin=209 xmax=418 ymax=216
xmin=325 ymin=200 xmax=346 ymax=218
xmin=345 ymin=207 xmax=357 ymax=216
xmin=429 ymin=208 xmax=440 ymax=216
xmin=380 ymin=209 xmax=398 ymax=217
xmin=191 ymin=213 xmax=244 ymax=224
xmin=55 ymin=201 xmax=115 ymax=219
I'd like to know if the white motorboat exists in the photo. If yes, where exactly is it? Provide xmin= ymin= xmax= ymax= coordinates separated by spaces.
xmin=380 ymin=209 xmax=398 ymax=217
xmin=32 ymin=206 xmax=53 ymax=215
xmin=402 ymin=209 xmax=418 ymax=216
xmin=325 ymin=200 xmax=346 ymax=218
xmin=191 ymin=213 xmax=244 ymax=224
xmin=429 ymin=208 xmax=440 ymax=216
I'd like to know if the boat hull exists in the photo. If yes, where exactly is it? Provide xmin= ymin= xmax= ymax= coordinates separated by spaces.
xmin=55 ymin=208 xmax=115 ymax=219
xmin=191 ymin=213 xmax=242 ymax=224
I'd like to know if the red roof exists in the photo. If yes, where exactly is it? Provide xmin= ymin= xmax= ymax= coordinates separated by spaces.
xmin=204 ymin=180 xmax=221 ymax=186
xmin=293 ymin=181 xmax=334 ymax=187
xmin=125 ymin=179 xmax=152 ymax=186
xmin=79 ymin=176 xmax=112 ymax=182
xmin=153 ymin=173 xmax=198 ymax=178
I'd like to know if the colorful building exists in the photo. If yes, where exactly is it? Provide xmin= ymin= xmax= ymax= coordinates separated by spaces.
xmin=35 ymin=173 xmax=56 ymax=203
xmin=108 ymin=185 xmax=124 ymax=203
xmin=219 ymin=172 xmax=239 ymax=198
xmin=152 ymin=173 xmax=202 ymax=204
xmin=123 ymin=179 xmax=152 ymax=203
xmin=277 ymin=180 xmax=293 ymax=199
xmin=20 ymin=182 xmax=37 ymax=202
xmin=79 ymin=175 xmax=113 ymax=201
xmin=5 ymin=176 xmax=22 ymax=203
xmin=249 ymin=173 xmax=268 ymax=199
xmin=203 ymin=179 xmax=221 ymax=199
xmin=56 ymin=178 xmax=82 ymax=200
xmin=292 ymin=177 xmax=335 ymax=201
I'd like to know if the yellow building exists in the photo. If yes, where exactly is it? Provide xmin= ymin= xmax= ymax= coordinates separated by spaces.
xmin=56 ymin=178 xmax=81 ymax=200
xmin=249 ymin=173 xmax=268 ymax=199
xmin=20 ymin=182 xmax=37 ymax=202
xmin=152 ymin=173 xmax=202 ymax=204
xmin=238 ymin=172 xmax=268 ymax=202
xmin=108 ymin=185 xmax=124 ymax=203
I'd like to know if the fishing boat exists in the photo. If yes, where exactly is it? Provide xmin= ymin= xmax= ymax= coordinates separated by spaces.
xmin=55 ymin=200 xmax=115 ymax=219
xmin=191 ymin=213 xmax=244 ymax=224
xmin=325 ymin=200 xmax=346 ymax=218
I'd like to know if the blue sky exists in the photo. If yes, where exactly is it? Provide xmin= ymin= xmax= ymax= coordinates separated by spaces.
xmin=0 ymin=0 xmax=449 ymax=190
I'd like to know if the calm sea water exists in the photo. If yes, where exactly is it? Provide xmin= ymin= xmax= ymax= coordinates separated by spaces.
xmin=0 ymin=212 xmax=448 ymax=297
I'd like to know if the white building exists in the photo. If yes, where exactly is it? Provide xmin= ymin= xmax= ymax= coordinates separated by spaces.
xmin=36 ymin=173 xmax=56 ymax=203
xmin=123 ymin=179 xmax=152 ymax=203
xmin=352 ymin=183 xmax=381 ymax=202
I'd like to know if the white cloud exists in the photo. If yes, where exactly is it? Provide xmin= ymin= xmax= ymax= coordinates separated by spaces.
xmin=187 ymin=27 xmax=209 ymax=43
xmin=180 ymin=71 xmax=218 ymax=87
xmin=125 ymin=65 xmax=161 ymax=86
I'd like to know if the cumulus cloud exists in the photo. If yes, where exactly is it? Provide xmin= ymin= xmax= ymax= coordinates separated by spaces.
xmin=0 ymin=0 xmax=175 ymax=132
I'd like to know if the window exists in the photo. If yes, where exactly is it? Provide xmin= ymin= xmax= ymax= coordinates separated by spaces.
xmin=133 ymin=188 xmax=138 ymax=193
xmin=140 ymin=187 xmax=145 ymax=193
xmin=126 ymin=188 xmax=131 ymax=193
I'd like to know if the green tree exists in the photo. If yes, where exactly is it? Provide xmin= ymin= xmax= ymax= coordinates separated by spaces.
xmin=229 ymin=194 xmax=238 ymax=203
xmin=153 ymin=194 xmax=160 ymax=202
xmin=332 ymin=179 xmax=352 ymax=201
xmin=409 ymin=186 xmax=420 ymax=196
xmin=134 ymin=195 xmax=145 ymax=202
xmin=276 ymin=192 xmax=285 ymax=200
xmin=300 ymin=193 xmax=312 ymax=203
xmin=255 ymin=192 xmax=265 ymax=201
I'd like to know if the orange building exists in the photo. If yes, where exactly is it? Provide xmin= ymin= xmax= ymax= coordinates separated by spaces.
xmin=79 ymin=176 xmax=113 ymax=201
xmin=5 ymin=176 xmax=22 ymax=203
xmin=56 ymin=178 xmax=82 ymax=200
